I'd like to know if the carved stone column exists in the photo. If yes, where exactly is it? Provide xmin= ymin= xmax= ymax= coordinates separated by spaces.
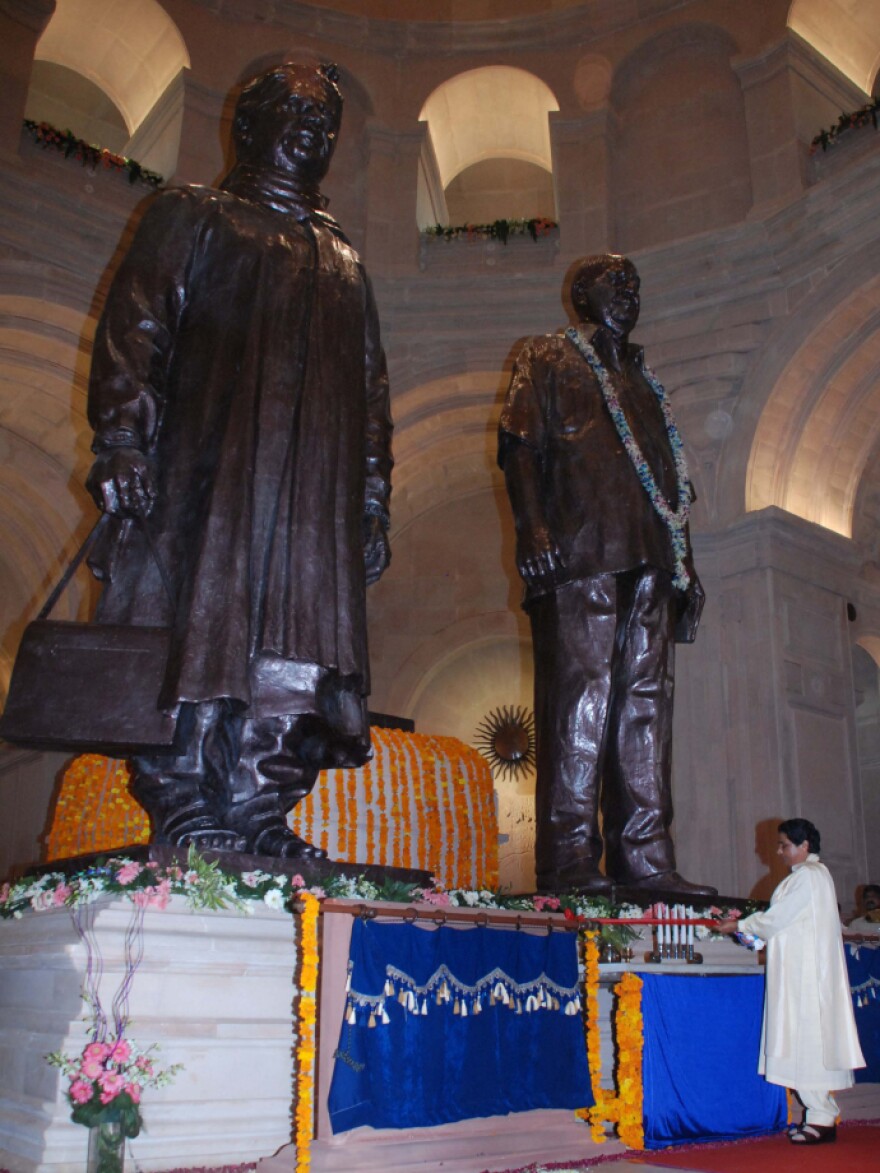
xmin=734 ymin=32 xmax=866 ymax=216
xmin=0 ymin=0 xmax=55 ymax=159
xmin=549 ymin=107 xmax=611 ymax=260
xmin=363 ymin=119 xmax=423 ymax=276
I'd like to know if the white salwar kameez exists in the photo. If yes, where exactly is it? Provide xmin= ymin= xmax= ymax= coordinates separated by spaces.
xmin=739 ymin=855 xmax=864 ymax=1124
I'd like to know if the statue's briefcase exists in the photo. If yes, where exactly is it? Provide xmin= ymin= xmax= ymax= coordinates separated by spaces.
xmin=0 ymin=518 xmax=179 ymax=755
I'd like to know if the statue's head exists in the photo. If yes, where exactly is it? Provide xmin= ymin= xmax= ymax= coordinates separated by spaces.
xmin=233 ymin=61 xmax=343 ymax=186
xmin=570 ymin=253 xmax=640 ymax=338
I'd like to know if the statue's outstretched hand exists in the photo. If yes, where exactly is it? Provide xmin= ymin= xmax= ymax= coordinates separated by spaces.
xmin=363 ymin=513 xmax=391 ymax=585
xmin=517 ymin=529 xmax=565 ymax=590
xmin=86 ymin=447 xmax=158 ymax=518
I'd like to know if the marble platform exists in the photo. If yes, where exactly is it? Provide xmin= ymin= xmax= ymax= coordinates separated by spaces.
xmin=0 ymin=895 xmax=299 ymax=1172
xmin=2 ymin=896 xmax=870 ymax=1173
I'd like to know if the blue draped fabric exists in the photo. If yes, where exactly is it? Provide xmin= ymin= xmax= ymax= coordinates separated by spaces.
xmin=641 ymin=973 xmax=786 ymax=1149
xmin=847 ymin=945 xmax=880 ymax=1083
xmin=327 ymin=920 xmax=592 ymax=1133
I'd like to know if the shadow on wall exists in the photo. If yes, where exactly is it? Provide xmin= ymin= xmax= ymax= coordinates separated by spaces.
xmin=750 ymin=816 xmax=787 ymax=901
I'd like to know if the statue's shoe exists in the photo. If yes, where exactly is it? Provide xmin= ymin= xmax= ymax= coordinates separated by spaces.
xmin=164 ymin=804 xmax=247 ymax=853
xmin=251 ymin=825 xmax=328 ymax=860
xmin=626 ymin=870 xmax=717 ymax=897
xmin=178 ymin=828 xmax=247 ymax=852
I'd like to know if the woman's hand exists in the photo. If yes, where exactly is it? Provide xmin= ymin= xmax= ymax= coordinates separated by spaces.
xmin=714 ymin=918 xmax=739 ymax=935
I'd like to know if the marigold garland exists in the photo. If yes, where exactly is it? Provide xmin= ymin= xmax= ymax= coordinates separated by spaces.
xmin=293 ymin=892 xmax=320 ymax=1172
xmin=49 ymin=730 xmax=499 ymax=889
xmin=46 ymin=755 xmax=149 ymax=861
xmin=611 ymin=972 xmax=645 ymax=1150
xmin=578 ymin=931 xmax=607 ymax=1144
xmin=576 ymin=932 xmax=645 ymax=1150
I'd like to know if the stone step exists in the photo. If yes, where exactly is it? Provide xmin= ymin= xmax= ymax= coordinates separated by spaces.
xmin=258 ymin=1109 xmax=624 ymax=1173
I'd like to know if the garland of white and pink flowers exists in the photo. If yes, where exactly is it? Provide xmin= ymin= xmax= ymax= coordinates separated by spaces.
xmin=565 ymin=326 xmax=693 ymax=589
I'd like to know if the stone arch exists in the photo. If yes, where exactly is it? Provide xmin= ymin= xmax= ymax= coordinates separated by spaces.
xmin=390 ymin=370 xmax=507 ymax=535
xmin=30 ymin=0 xmax=190 ymax=177
xmin=609 ymin=23 xmax=752 ymax=252
xmin=856 ymin=636 xmax=880 ymax=669
xmin=745 ymin=269 xmax=880 ymax=537
xmin=851 ymin=639 xmax=880 ymax=881
xmin=367 ymin=369 xmax=530 ymax=717
xmin=389 ymin=623 xmax=538 ymax=894
xmin=417 ymin=66 xmax=560 ymax=226
xmin=393 ymin=620 xmax=532 ymax=737
xmin=0 ymin=295 xmax=98 ymax=705
xmin=788 ymin=0 xmax=880 ymax=95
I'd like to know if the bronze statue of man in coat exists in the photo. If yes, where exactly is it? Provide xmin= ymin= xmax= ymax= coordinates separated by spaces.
xmin=85 ymin=61 xmax=392 ymax=858
xmin=499 ymin=254 xmax=714 ymax=896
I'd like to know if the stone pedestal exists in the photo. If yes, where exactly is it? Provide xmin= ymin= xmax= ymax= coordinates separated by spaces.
xmin=0 ymin=896 xmax=298 ymax=1172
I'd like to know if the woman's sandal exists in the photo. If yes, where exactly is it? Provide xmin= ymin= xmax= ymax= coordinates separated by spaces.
xmin=788 ymin=1123 xmax=837 ymax=1145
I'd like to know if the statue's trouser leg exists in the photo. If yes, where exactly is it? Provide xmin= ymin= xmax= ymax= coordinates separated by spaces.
xmin=222 ymin=714 xmax=322 ymax=856
xmin=601 ymin=567 xmax=677 ymax=882
xmin=530 ymin=574 xmax=618 ymax=890
xmin=131 ymin=700 xmax=233 ymax=844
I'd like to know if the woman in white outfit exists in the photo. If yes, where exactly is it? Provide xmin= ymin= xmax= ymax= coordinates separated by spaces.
xmin=718 ymin=818 xmax=864 ymax=1145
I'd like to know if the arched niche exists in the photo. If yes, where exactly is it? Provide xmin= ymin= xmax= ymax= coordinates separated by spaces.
xmin=28 ymin=0 xmax=190 ymax=178
xmin=366 ymin=368 xmax=528 ymax=719
xmin=0 ymin=294 xmax=98 ymax=705
xmin=417 ymin=66 xmax=559 ymax=227
xmin=404 ymin=630 xmax=538 ymax=895
xmin=746 ymin=269 xmax=880 ymax=537
xmin=851 ymin=641 xmax=880 ymax=882
xmin=788 ymin=0 xmax=880 ymax=96
xmin=609 ymin=23 xmax=752 ymax=252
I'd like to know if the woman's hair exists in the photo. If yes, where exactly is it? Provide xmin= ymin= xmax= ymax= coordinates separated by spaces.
xmin=778 ymin=817 xmax=820 ymax=854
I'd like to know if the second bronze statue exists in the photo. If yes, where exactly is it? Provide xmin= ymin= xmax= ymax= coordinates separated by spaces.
xmin=84 ymin=61 xmax=393 ymax=859
xmin=498 ymin=254 xmax=715 ymax=897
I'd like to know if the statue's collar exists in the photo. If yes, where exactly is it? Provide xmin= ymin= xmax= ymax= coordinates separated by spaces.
xmin=574 ymin=324 xmax=645 ymax=371
xmin=220 ymin=164 xmax=333 ymax=222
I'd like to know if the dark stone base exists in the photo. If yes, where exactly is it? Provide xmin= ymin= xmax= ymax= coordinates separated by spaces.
xmin=536 ymin=880 xmax=763 ymax=909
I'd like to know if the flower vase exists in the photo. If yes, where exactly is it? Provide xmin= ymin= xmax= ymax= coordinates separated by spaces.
xmin=86 ymin=1120 xmax=126 ymax=1173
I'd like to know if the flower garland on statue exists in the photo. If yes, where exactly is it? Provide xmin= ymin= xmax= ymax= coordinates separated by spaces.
xmin=293 ymin=892 xmax=320 ymax=1173
xmin=564 ymin=327 xmax=693 ymax=590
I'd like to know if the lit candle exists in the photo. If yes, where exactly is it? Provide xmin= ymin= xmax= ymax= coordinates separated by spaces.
xmin=687 ymin=905 xmax=695 ymax=948
xmin=663 ymin=904 xmax=671 ymax=946
xmin=672 ymin=904 xmax=679 ymax=948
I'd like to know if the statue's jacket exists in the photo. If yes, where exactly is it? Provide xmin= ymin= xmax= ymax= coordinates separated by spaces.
xmin=498 ymin=330 xmax=688 ymax=605
xmin=87 ymin=176 xmax=393 ymax=725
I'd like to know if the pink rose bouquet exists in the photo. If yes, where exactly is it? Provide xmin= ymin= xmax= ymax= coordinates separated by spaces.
xmin=46 ymin=1033 xmax=181 ymax=1138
